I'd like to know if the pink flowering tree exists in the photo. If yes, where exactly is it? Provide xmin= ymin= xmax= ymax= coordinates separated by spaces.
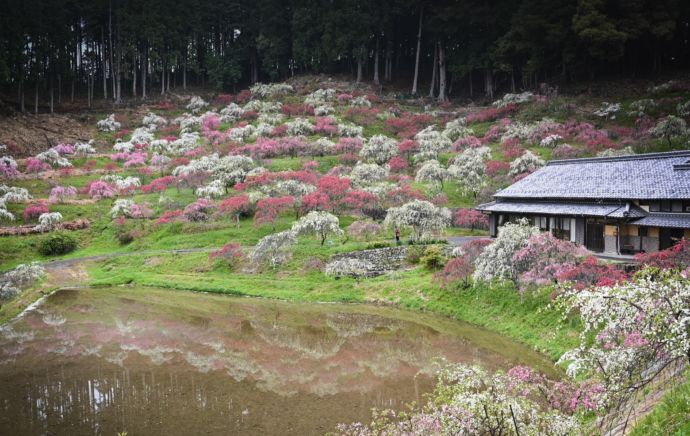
xmin=453 ymin=208 xmax=489 ymax=231
xmin=24 ymin=157 xmax=51 ymax=177
xmin=49 ymin=185 xmax=78 ymax=203
xmin=183 ymin=198 xmax=216 ymax=222
xmin=512 ymin=233 xmax=588 ymax=290
xmin=87 ymin=180 xmax=117 ymax=200
xmin=22 ymin=203 xmax=49 ymax=221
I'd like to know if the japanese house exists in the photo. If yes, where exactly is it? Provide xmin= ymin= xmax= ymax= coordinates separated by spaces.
xmin=477 ymin=151 xmax=690 ymax=255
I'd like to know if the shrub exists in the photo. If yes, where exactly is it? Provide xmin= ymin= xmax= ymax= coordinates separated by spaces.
xmin=0 ymin=262 xmax=45 ymax=300
xmin=39 ymin=233 xmax=77 ymax=256
xmin=420 ymin=245 xmax=446 ymax=271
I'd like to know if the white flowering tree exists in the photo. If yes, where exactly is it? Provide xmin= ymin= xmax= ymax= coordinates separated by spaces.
xmin=0 ymin=262 xmax=45 ymax=300
xmin=186 ymin=96 xmax=209 ymax=114
xmin=286 ymin=118 xmax=314 ymax=136
xmin=414 ymin=126 xmax=452 ymax=162
xmin=442 ymin=119 xmax=474 ymax=142
xmin=557 ymin=269 xmax=690 ymax=419
xmin=649 ymin=115 xmax=688 ymax=146
xmin=415 ymin=159 xmax=448 ymax=189
xmin=350 ymin=163 xmax=389 ymax=187
xmin=36 ymin=149 xmax=72 ymax=168
xmin=384 ymin=200 xmax=451 ymax=241
xmin=338 ymin=362 xmax=585 ymax=436
xmin=1 ymin=185 xmax=32 ymax=203
xmin=360 ymin=135 xmax=398 ymax=165
xmin=509 ymin=150 xmax=545 ymax=177
xmin=0 ymin=198 xmax=14 ymax=221
xmin=34 ymin=212 xmax=63 ymax=231
xmin=195 ymin=179 xmax=226 ymax=198
xmin=213 ymin=155 xmax=255 ymax=188
xmin=97 ymin=114 xmax=121 ymax=132
xmin=249 ymin=230 xmax=298 ymax=268
xmin=492 ymin=91 xmax=534 ymax=108
xmin=292 ymin=211 xmax=344 ymax=245
xmin=473 ymin=219 xmax=540 ymax=283
xmin=448 ymin=147 xmax=490 ymax=198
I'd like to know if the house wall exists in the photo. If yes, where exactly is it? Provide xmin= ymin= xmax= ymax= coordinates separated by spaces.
xmin=575 ymin=218 xmax=585 ymax=245
xmin=642 ymin=236 xmax=659 ymax=252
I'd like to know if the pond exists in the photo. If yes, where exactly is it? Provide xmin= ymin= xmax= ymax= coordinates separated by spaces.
xmin=0 ymin=287 xmax=557 ymax=435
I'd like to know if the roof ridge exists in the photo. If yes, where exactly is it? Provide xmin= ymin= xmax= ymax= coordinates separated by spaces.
xmin=547 ymin=150 xmax=690 ymax=166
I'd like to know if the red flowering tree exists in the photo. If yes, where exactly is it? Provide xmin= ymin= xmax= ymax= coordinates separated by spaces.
xmin=388 ymin=156 xmax=409 ymax=173
xmin=317 ymin=176 xmax=351 ymax=209
xmin=453 ymin=208 xmax=489 ymax=230
xmin=141 ymin=176 xmax=177 ymax=194
xmin=209 ymin=242 xmax=243 ymax=268
xmin=300 ymin=191 xmax=332 ymax=214
xmin=555 ymin=256 xmax=629 ymax=289
xmin=634 ymin=239 xmax=690 ymax=270
xmin=385 ymin=185 xmax=425 ymax=207
xmin=217 ymin=195 xmax=252 ymax=227
xmin=397 ymin=139 xmax=419 ymax=163
xmin=254 ymin=196 xmax=294 ymax=230
xmin=339 ymin=190 xmax=384 ymax=220
xmin=435 ymin=239 xmax=492 ymax=288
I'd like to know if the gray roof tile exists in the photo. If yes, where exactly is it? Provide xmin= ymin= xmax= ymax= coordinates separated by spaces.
xmin=633 ymin=213 xmax=690 ymax=229
xmin=477 ymin=201 xmax=647 ymax=218
xmin=496 ymin=151 xmax=690 ymax=200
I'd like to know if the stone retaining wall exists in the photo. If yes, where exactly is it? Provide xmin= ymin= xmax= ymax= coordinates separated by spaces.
xmin=331 ymin=246 xmax=408 ymax=277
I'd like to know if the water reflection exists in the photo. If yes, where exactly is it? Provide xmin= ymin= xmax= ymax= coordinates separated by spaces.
xmin=0 ymin=287 xmax=555 ymax=435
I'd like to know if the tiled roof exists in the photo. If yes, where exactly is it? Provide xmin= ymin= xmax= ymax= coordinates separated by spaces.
xmin=496 ymin=151 xmax=690 ymax=200
xmin=633 ymin=213 xmax=690 ymax=229
xmin=477 ymin=201 xmax=647 ymax=218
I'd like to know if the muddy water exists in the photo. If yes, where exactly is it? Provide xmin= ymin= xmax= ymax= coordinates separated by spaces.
xmin=0 ymin=287 xmax=557 ymax=435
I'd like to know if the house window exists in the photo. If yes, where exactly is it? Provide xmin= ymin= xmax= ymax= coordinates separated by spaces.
xmin=661 ymin=200 xmax=672 ymax=212
xmin=650 ymin=202 xmax=660 ymax=212
xmin=537 ymin=216 xmax=549 ymax=230
xmin=640 ymin=227 xmax=648 ymax=237
xmin=553 ymin=217 xmax=570 ymax=240
xmin=683 ymin=201 xmax=690 ymax=213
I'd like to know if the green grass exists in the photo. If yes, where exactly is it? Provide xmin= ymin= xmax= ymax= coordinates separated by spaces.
xmin=631 ymin=371 xmax=690 ymax=436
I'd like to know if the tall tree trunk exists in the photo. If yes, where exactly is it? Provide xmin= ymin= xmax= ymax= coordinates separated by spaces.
xmin=356 ymin=55 xmax=363 ymax=83
xmin=373 ymin=37 xmax=380 ymax=85
xmin=109 ymin=0 xmax=116 ymax=101
xmin=50 ymin=76 xmax=54 ymax=113
xmin=183 ymin=50 xmax=187 ymax=90
xmin=411 ymin=4 xmax=424 ymax=95
xmin=57 ymin=74 xmax=61 ymax=104
xmin=167 ymin=69 xmax=171 ymax=92
xmin=132 ymin=52 xmax=137 ymax=100
xmin=385 ymin=40 xmax=392 ymax=81
xmin=141 ymin=42 xmax=147 ymax=99
xmin=34 ymin=81 xmax=39 ymax=114
xmin=484 ymin=69 xmax=493 ymax=99
xmin=101 ymin=28 xmax=108 ymax=99
xmin=20 ymin=80 xmax=25 ymax=113
xmin=438 ymin=43 xmax=447 ymax=102
xmin=428 ymin=42 xmax=438 ymax=97
xmin=161 ymin=60 xmax=165 ymax=95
